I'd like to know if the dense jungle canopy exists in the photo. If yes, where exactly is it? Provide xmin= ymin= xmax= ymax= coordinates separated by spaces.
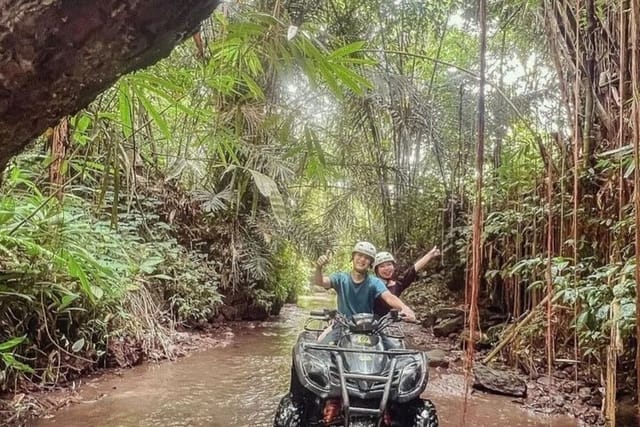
xmin=1 ymin=0 xmax=640 ymax=425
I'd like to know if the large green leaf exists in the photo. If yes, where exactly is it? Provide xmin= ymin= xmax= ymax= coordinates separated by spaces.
xmin=66 ymin=255 xmax=101 ymax=303
xmin=134 ymin=86 xmax=172 ymax=140
xmin=2 ymin=353 xmax=34 ymax=373
xmin=237 ymin=168 xmax=286 ymax=223
xmin=117 ymin=82 xmax=134 ymax=138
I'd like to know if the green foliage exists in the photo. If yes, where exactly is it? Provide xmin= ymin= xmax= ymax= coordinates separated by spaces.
xmin=0 ymin=171 xmax=128 ymax=306
xmin=552 ymin=258 xmax=637 ymax=358
xmin=152 ymin=243 xmax=223 ymax=324
xmin=0 ymin=164 xmax=225 ymax=388
xmin=484 ymin=181 xmax=638 ymax=361
xmin=497 ymin=254 xmax=637 ymax=361
xmin=0 ymin=336 xmax=33 ymax=387
xmin=272 ymin=241 xmax=310 ymax=304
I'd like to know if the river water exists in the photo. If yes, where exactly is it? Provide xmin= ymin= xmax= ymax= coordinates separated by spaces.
xmin=35 ymin=294 xmax=578 ymax=427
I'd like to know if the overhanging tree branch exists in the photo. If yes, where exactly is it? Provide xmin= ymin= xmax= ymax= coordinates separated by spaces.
xmin=0 ymin=0 xmax=221 ymax=174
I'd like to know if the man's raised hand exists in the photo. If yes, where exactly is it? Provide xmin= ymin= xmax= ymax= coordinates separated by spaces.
xmin=316 ymin=249 xmax=332 ymax=268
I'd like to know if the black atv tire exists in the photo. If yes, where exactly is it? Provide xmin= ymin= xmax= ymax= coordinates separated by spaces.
xmin=412 ymin=399 xmax=438 ymax=427
xmin=273 ymin=393 xmax=303 ymax=427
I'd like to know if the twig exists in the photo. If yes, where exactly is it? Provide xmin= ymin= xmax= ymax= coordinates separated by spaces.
xmin=40 ymin=295 xmax=95 ymax=365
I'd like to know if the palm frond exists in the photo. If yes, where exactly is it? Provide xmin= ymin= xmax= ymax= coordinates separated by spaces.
xmin=193 ymin=186 xmax=234 ymax=214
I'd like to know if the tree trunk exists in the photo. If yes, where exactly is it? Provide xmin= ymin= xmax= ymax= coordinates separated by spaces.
xmin=0 ymin=0 xmax=220 ymax=173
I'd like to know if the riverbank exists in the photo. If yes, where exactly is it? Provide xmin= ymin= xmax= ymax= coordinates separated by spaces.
xmin=3 ymin=285 xmax=622 ymax=426
xmin=0 ymin=324 xmax=234 ymax=426
xmin=22 ymin=295 xmax=580 ymax=427
xmin=401 ymin=276 xmax=633 ymax=426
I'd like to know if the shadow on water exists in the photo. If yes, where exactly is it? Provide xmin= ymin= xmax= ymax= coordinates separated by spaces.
xmin=35 ymin=294 xmax=579 ymax=427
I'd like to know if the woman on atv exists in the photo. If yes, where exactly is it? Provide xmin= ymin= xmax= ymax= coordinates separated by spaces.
xmin=373 ymin=246 xmax=440 ymax=317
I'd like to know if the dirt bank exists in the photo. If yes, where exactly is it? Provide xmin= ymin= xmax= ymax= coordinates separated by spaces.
xmin=402 ymin=276 xmax=631 ymax=426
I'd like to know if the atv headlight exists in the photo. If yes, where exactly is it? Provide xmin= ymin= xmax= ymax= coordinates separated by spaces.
xmin=398 ymin=362 xmax=422 ymax=397
xmin=302 ymin=352 xmax=330 ymax=390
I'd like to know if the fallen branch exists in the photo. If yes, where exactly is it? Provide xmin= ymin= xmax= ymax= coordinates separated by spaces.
xmin=483 ymin=294 xmax=550 ymax=364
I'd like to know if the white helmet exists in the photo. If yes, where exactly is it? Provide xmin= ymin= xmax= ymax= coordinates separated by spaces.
xmin=352 ymin=241 xmax=376 ymax=260
xmin=374 ymin=251 xmax=396 ymax=269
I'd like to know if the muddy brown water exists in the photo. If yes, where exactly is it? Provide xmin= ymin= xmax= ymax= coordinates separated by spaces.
xmin=35 ymin=294 xmax=579 ymax=427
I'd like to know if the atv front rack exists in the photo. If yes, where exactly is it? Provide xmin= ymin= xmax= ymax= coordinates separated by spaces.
xmin=303 ymin=343 xmax=420 ymax=427
xmin=303 ymin=316 xmax=407 ymax=340
xmin=303 ymin=344 xmax=420 ymax=356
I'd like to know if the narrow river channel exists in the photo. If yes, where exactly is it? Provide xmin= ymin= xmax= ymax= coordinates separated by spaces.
xmin=35 ymin=294 xmax=578 ymax=427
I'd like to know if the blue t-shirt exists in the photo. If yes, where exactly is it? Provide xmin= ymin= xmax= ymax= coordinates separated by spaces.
xmin=330 ymin=272 xmax=388 ymax=317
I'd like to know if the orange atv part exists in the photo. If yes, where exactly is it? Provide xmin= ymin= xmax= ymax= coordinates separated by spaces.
xmin=322 ymin=399 xmax=341 ymax=423
xmin=383 ymin=410 xmax=392 ymax=426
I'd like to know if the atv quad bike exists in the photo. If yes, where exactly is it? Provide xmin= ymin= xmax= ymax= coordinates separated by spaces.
xmin=274 ymin=309 xmax=438 ymax=427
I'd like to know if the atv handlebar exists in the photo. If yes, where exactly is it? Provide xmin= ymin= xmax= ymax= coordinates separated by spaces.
xmin=309 ymin=309 xmax=337 ymax=318
xmin=308 ymin=308 xmax=415 ymax=332
xmin=398 ymin=314 xmax=419 ymax=324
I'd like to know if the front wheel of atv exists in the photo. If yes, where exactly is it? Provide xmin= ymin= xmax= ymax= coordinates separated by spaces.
xmin=273 ymin=393 xmax=303 ymax=427
xmin=412 ymin=399 xmax=438 ymax=427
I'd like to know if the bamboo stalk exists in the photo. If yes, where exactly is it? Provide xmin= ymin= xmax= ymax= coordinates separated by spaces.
xmin=582 ymin=0 xmax=597 ymax=166
xmin=573 ymin=0 xmax=582 ymax=391
xmin=631 ymin=0 xmax=640 ymax=412
xmin=49 ymin=117 xmax=68 ymax=200
xmin=515 ymin=199 xmax=522 ymax=318
xmin=532 ymin=214 xmax=538 ymax=309
xmin=605 ymin=343 xmax=617 ymax=426
xmin=560 ymin=135 xmax=566 ymax=258
xmin=605 ymin=4 xmax=626 ymax=424
xmin=483 ymin=294 xmax=551 ymax=364
xmin=464 ymin=0 xmax=487 ymax=420
xmin=546 ymin=155 xmax=554 ymax=386
xmin=544 ymin=0 xmax=575 ymax=126
xmin=605 ymin=274 xmax=618 ymax=426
